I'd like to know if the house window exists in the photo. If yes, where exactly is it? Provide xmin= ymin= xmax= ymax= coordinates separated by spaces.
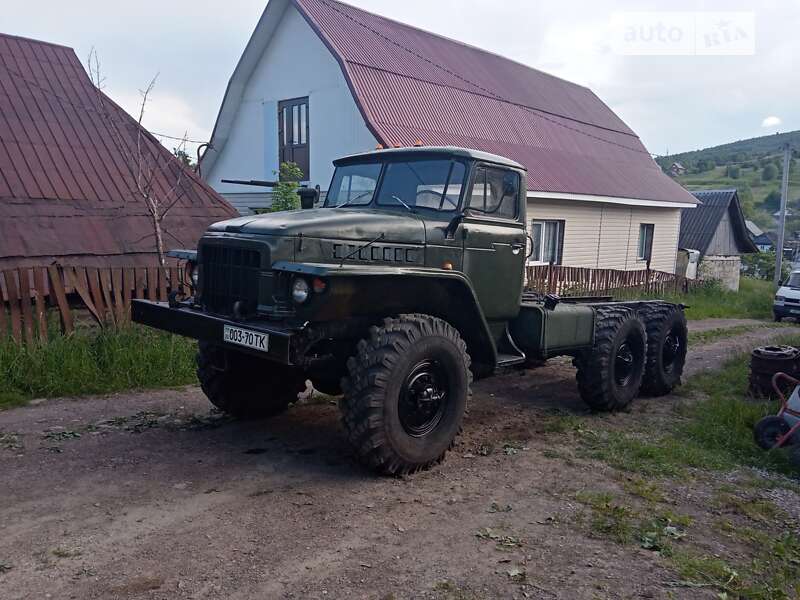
xmin=638 ymin=224 xmax=654 ymax=262
xmin=278 ymin=97 xmax=309 ymax=180
xmin=529 ymin=219 xmax=564 ymax=264
xmin=466 ymin=166 xmax=519 ymax=220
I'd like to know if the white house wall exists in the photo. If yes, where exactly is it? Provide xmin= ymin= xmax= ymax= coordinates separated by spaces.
xmin=527 ymin=198 xmax=681 ymax=273
xmin=205 ymin=3 xmax=378 ymax=210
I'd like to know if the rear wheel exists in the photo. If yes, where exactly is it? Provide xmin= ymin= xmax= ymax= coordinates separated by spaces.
xmin=340 ymin=314 xmax=471 ymax=475
xmin=640 ymin=303 xmax=688 ymax=396
xmin=196 ymin=342 xmax=306 ymax=419
xmin=573 ymin=307 xmax=646 ymax=412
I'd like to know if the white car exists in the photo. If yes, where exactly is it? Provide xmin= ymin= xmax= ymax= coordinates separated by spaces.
xmin=774 ymin=270 xmax=800 ymax=321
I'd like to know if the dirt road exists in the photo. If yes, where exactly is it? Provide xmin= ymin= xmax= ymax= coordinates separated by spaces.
xmin=0 ymin=321 xmax=794 ymax=599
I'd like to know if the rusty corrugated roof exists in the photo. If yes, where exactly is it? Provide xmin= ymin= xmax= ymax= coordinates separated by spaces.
xmin=0 ymin=32 xmax=237 ymax=266
xmin=292 ymin=0 xmax=696 ymax=205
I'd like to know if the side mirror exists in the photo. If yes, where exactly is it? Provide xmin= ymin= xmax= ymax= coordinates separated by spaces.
xmin=297 ymin=185 xmax=320 ymax=209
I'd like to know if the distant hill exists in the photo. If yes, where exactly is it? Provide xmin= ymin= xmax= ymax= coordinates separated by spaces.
xmin=656 ymin=131 xmax=800 ymax=233
xmin=657 ymin=130 xmax=800 ymax=171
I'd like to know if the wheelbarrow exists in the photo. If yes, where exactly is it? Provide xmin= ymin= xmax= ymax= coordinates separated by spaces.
xmin=753 ymin=373 xmax=800 ymax=465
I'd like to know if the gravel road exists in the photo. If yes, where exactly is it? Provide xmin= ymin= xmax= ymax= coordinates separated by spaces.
xmin=0 ymin=319 xmax=795 ymax=599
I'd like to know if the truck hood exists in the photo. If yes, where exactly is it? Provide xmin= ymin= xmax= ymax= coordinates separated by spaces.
xmin=208 ymin=208 xmax=426 ymax=244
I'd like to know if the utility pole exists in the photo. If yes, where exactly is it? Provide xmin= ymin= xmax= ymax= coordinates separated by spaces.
xmin=775 ymin=144 xmax=792 ymax=286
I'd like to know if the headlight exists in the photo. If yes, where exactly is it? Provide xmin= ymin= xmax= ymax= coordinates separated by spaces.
xmin=185 ymin=261 xmax=199 ymax=288
xmin=775 ymin=296 xmax=786 ymax=304
xmin=292 ymin=277 xmax=310 ymax=303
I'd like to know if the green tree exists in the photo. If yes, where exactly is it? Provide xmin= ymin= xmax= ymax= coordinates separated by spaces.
xmin=762 ymin=163 xmax=778 ymax=181
xmin=270 ymin=162 xmax=304 ymax=212
xmin=172 ymin=147 xmax=195 ymax=168
xmin=726 ymin=165 xmax=740 ymax=179
xmin=763 ymin=189 xmax=782 ymax=211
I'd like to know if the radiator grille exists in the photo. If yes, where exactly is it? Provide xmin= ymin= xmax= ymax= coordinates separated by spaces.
xmin=201 ymin=245 xmax=261 ymax=316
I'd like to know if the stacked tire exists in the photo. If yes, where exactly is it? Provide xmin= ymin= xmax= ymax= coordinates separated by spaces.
xmin=748 ymin=346 xmax=800 ymax=398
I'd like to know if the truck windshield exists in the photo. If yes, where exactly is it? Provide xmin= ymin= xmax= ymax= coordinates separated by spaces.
xmin=326 ymin=163 xmax=382 ymax=208
xmin=325 ymin=159 xmax=466 ymax=211
xmin=787 ymin=273 xmax=800 ymax=288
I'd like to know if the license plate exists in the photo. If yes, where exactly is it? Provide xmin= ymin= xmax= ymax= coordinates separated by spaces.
xmin=791 ymin=310 xmax=800 ymax=315
xmin=223 ymin=325 xmax=269 ymax=353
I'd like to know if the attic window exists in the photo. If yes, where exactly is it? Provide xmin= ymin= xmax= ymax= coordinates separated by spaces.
xmin=278 ymin=97 xmax=309 ymax=180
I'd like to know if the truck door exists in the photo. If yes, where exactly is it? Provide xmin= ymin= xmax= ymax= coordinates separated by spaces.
xmin=461 ymin=165 xmax=527 ymax=323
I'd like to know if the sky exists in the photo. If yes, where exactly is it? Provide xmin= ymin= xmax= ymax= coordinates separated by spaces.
xmin=3 ymin=0 xmax=798 ymax=158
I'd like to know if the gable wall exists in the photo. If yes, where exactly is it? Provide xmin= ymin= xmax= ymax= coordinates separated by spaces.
xmin=206 ymin=3 xmax=378 ymax=206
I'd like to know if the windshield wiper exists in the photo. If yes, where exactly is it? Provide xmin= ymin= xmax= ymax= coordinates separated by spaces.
xmin=335 ymin=191 xmax=373 ymax=209
xmin=391 ymin=195 xmax=413 ymax=212
xmin=339 ymin=233 xmax=386 ymax=267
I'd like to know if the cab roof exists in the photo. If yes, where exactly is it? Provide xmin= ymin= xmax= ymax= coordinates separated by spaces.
xmin=334 ymin=146 xmax=526 ymax=171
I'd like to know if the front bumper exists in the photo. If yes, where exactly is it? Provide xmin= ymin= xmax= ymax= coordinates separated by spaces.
xmin=773 ymin=304 xmax=800 ymax=319
xmin=131 ymin=299 xmax=298 ymax=365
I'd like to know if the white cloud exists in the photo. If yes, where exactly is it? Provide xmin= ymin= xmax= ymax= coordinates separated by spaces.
xmin=762 ymin=115 xmax=782 ymax=128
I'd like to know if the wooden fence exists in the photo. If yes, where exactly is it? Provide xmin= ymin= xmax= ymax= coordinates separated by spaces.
xmin=0 ymin=265 xmax=184 ymax=344
xmin=525 ymin=264 xmax=695 ymax=297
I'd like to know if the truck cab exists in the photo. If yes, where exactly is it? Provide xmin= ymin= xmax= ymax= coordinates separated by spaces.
xmin=133 ymin=146 xmax=687 ymax=475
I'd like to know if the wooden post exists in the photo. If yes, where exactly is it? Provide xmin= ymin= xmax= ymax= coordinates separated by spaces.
xmin=146 ymin=267 xmax=158 ymax=301
xmin=99 ymin=268 xmax=117 ymax=327
xmin=33 ymin=267 xmax=48 ymax=342
xmin=17 ymin=268 xmax=35 ymax=345
xmin=123 ymin=268 xmax=134 ymax=318
xmin=47 ymin=266 xmax=74 ymax=334
xmin=87 ymin=267 xmax=108 ymax=325
xmin=0 ymin=290 xmax=7 ymax=339
xmin=111 ymin=268 xmax=125 ymax=324
xmin=3 ymin=270 xmax=22 ymax=343
xmin=66 ymin=267 xmax=101 ymax=325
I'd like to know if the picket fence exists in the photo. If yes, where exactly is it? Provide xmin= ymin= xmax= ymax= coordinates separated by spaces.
xmin=525 ymin=264 xmax=695 ymax=297
xmin=0 ymin=265 xmax=184 ymax=344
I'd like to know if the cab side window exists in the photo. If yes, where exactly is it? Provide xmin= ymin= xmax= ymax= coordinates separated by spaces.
xmin=467 ymin=166 xmax=519 ymax=220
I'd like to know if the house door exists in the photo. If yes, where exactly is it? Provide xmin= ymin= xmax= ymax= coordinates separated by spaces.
xmin=278 ymin=97 xmax=309 ymax=180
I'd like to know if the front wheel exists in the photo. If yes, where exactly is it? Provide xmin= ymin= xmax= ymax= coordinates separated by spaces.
xmin=196 ymin=342 xmax=306 ymax=419
xmin=340 ymin=314 xmax=472 ymax=475
xmin=573 ymin=307 xmax=647 ymax=412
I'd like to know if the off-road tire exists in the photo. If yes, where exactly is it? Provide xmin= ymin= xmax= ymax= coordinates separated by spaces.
xmin=573 ymin=307 xmax=647 ymax=412
xmin=639 ymin=303 xmax=688 ymax=396
xmin=196 ymin=341 xmax=306 ymax=419
xmin=753 ymin=416 xmax=790 ymax=450
xmin=340 ymin=314 xmax=472 ymax=476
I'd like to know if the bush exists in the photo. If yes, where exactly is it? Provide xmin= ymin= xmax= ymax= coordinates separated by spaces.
xmin=762 ymin=163 xmax=778 ymax=181
xmin=635 ymin=278 xmax=774 ymax=320
xmin=270 ymin=162 xmax=304 ymax=212
xmin=741 ymin=251 xmax=789 ymax=281
xmin=0 ymin=326 xmax=197 ymax=408
xmin=726 ymin=165 xmax=740 ymax=179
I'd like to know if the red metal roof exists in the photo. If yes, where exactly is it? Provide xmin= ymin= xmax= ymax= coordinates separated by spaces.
xmin=0 ymin=32 xmax=237 ymax=267
xmin=294 ymin=0 xmax=696 ymax=205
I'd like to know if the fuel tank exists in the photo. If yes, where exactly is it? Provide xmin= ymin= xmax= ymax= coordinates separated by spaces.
xmin=510 ymin=302 xmax=595 ymax=358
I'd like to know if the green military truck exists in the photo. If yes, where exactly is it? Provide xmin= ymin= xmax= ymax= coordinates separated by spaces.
xmin=133 ymin=147 xmax=687 ymax=475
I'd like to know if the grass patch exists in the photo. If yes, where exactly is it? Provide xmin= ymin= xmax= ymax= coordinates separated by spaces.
xmin=632 ymin=277 xmax=775 ymax=321
xmin=574 ymin=491 xmax=636 ymax=544
xmin=581 ymin=337 xmax=800 ymax=479
xmin=0 ymin=326 xmax=197 ymax=409
xmin=669 ymin=535 xmax=800 ymax=600
xmin=688 ymin=323 xmax=787 ymax=346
